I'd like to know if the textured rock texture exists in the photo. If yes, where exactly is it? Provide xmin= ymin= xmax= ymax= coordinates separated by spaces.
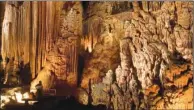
xmin=0 ymin=2 xmax=5 ymax=46
xmin=80 ymin=1 xmax=193 ymax=109
xmin=1 ymin=1 xmax=82 ymax=90
xmin=0 ymin=1 xmax=193 ymax=109
xmin=30 ymin=67 xmax=56 ymax=91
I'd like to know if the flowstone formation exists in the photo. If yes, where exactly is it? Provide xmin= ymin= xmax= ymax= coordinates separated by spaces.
xmin=80 ymin=1 xmax=193 ymax=109
xmin=0 ymin=1 xmax=193 ymax=110
xmin=1 ymin=2 xmax=82 ymax=92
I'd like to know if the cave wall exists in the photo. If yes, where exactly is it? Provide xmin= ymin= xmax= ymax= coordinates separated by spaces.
xmin=79 ymin=1 xmax=193 ymax=109
xmin=1 ymin=1 xmax=56 ymax=78
xmin=0 ymin=1 xmax=193 ymax=109
xmin=1 ymin=1 xmax=82 ymax=89
xmin=0 ymin=2 xmax=5 ymax=47
xmin=80 ymin=2 xmax=125 ymax=87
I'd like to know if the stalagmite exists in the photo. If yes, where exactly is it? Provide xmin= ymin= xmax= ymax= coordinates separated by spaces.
xmin=0 ymin=1 xmax=193 ymax=110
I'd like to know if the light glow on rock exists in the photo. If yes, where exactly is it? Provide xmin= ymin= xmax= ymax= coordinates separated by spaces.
xmin=15 ymin=92 xmax=24 ymax=103
xmin=23 ymin=92 xmax=30 ymax=99
xmin=0 ymin=95 xmax=12 ymax=108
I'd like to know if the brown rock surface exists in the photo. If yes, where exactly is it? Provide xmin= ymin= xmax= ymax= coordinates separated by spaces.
xmin=80 ymin=1 xmax=193 ymax=110
xmin=30 ymin=67 xmax=56 ymax=91
xmin=164 ymin=63 xmax=192 ymax=88
xmin=2 ymin=1 xmax=82 ymax=90
xmin=0 ymin=1 xmax=193 ymax=110
xmin=144 ymin=84 xmax=160 ymax=96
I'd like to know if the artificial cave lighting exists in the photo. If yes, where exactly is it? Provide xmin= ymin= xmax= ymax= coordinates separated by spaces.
xmin=0 ymin=1 xmax=193 ymax=110
xmin=0 ymin=95 xmax=12 ymax=108
xmin=1 ymin=91 xmax=36 ymax=109
xmin=81 ymin=35 xmax=96 ymax=53
xmin=23 ymin=92 xmax=30 ymax=99
xmin=14 ymin=92 xmax=24 ymax=103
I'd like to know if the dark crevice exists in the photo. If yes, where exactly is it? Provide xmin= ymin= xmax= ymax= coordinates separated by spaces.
xmin=174 ymin=66 xmax=190 ymax=80
xmin=0 ymin=2 xmax=5 ymax=47
xmin=138 ymin=1 xmax=143 ymax=10
xmin=77 ymin=55 xmax=85 ymax=86
xmin=82 ymin=1 xmax=89 ymax=20
xmin=130 ymin=2 xmax=133 ymax=10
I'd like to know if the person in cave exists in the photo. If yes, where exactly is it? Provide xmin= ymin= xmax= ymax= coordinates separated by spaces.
xmin=35 ymin=81 xmax=43 ymax=100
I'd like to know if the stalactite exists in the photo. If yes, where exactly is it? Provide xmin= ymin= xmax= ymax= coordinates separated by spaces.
xmin=25 ymin=2 xmax=30 ymax=64
xmin=45 ymin=1 xmax=54 ymax=53
xmin=81 ymin=17 xmax=102 ymax=53
xmin=132 ymin=1 xmax=140 ymax=12
xmin=142 ymin=1 xmax=148 ymax=12
xmin=37 ymin=1 xmax=42 ymax=74
xmin=31 ymin=2 xmax=38 ymax=78
xmin=1 ymin=1 xmax=68 ymax=80
xmin=41 ymin=1 xmax=45 ymax=68
xmin=1 ymin=1 xmax=80 ymax=90
xmin=0 ymin=2 xmax=5 ymax=46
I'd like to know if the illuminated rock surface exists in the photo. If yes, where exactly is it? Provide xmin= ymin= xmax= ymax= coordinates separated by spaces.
xmin=0 ymin=1 xmax=193 ymax=110
xmin=80 ymin=1 xmax=193 ymax=109
xmin=1 ymin=1 xmax=82 ymax=89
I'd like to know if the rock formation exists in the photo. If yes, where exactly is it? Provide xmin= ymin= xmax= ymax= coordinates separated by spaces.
xmin=80 ymin=1 xmax=193 ymax=109
xmin=0 ymin=1 xmax=193 ymax=109
xmin=1 ymin=1 xmax=82 ymax=90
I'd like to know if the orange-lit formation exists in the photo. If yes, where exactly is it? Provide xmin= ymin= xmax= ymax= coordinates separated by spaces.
xmin=0 ymin=1 xmax=193 ymax=110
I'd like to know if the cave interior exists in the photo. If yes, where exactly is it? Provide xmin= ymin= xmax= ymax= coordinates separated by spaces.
xmin=0 ymin=1 xmax=193 ymax=110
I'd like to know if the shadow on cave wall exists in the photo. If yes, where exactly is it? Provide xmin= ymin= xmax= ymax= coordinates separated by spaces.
xmin=172 ymin=50 xmax=189 ymax=64
xmin=0 ymin=55 xmax=4 ymax=83
xmin=77 ymin=55 xmax=85 ymax=86
xmin=0 ymin=2 xmax=6 ymax=46
xmin=55 ymin=80 xmax=77 ymax=96
xmin=19 ymin=62 xmax=32 ymax=85
xmin=0 ymin=57 xmax=32 ymax=85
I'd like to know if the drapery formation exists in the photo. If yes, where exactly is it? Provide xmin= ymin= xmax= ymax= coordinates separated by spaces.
xmin=1 ymin=1 xmax=81 ymax=87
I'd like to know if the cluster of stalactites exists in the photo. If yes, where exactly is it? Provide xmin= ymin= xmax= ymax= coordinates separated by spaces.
xmin=81 ymin=34 xmax=98 ymax=53
xmin=1 ymin=1 xmax=65 ymax=79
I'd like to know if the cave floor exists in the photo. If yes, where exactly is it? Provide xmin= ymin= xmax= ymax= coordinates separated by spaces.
xmin=2 ymin=96 xmax=106 ymax=110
